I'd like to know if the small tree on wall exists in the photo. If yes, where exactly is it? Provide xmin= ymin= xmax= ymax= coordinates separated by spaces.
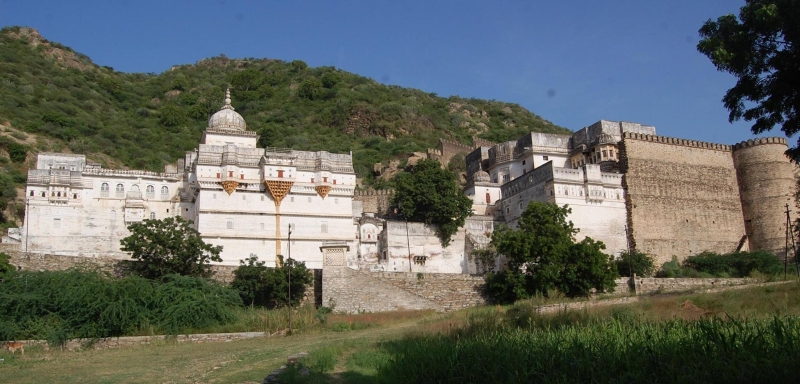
xmin=121 ymin=216 xmax=222 ymax=279
xmin=392 ymin=159 xmax=473 ymax=246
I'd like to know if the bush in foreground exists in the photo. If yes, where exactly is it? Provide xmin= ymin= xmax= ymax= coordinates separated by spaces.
xmin=0 ymin=269 xmax=242 ymax=342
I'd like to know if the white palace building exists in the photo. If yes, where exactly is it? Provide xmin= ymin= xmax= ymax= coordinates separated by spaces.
xmin=21 ymin=90 xmax=356 ymax=268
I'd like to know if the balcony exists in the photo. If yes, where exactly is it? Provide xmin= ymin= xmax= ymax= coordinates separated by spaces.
xmin=125 ymin=191 xmax=144 ymax=208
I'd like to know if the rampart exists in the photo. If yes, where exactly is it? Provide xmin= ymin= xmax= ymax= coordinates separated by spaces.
xmin=619 ymin=133 xmax=746 ymax=265
xmin=425 ymin=138 xmax=474 ymax=168
xmin=353 ymin=188 xmax=394 ymax=215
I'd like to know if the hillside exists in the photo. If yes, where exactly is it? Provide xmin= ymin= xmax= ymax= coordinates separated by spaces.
xmin=0 ymin=26 xmax=569 ymax=224
xmin=0 ymin=26 xmax=569 ymax=171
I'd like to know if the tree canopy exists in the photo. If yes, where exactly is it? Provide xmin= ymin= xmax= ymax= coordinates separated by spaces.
xmin=485 ymin=202 xmax=617 ymax=302
xmin=120 ymin=216 xmax=222 ymax=279
xmin=392 ymin=159 xmax=473 ymax=246
xmin=698 ymin=0 xmax=800 ymax=160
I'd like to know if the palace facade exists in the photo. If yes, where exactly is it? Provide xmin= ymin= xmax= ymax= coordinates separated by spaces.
xmin=22 ymin=90 xmax=355 ymax=268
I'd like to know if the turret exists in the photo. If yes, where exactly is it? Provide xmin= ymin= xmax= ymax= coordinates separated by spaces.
xmin=732 ymin=137 xmax=797 ymax=255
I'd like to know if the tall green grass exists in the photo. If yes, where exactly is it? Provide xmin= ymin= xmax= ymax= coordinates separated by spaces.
xmin=377 ymin=316 xmax=800 ymax=383
xmin=0 ymin=269 xmax=242 ymax=343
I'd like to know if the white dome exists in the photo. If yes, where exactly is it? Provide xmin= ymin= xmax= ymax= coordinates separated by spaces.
xmin=208 ymin=89 xmax=247 ymax=131
xmin=474 ymin=170 xmax=490 ymax=183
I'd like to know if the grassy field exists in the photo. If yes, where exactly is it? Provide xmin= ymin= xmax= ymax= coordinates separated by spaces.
xmin=2 ymin=282 xmax=799 ymax=383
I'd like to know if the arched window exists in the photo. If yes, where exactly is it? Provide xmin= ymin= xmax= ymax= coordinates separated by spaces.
xmin=161 ymin=186 xmax=169 ymax=200
xmin=146 ymin=185 xmax=155 ymax=199
xmin=150 ymin=212 xmax=156 ymax=220
xmin=73 ymin=193 xmax=77 ymax=199
xmin=29 ymin=190 xmax=34 ymax=197
xmin=116 ymin=184 xmax=124 ymax=198
xmin=485 ymin=193 xmax=491 ymax=204
xmin=41 ymin=191 xmax=46 ymax=197
xmin=101 ymin=183 xmax=109 ymax=197
xmin=57 ymin=192 xmax=61 ymax=197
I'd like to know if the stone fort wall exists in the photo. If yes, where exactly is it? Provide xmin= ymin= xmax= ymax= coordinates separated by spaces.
xmin=619 ymin=134 xmax=747 ymax=265
xmin=353 ymin=188 xmax=394 ymax=215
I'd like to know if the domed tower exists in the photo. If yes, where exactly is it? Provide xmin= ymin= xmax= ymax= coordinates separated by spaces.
xmin=732 ymin=137 xmax=797 ymax=255
xmin=201 ymin=88 xmax=257 ymax=147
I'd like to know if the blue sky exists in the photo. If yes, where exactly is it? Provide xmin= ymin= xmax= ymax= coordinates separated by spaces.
xmin=0 ymin=0 xmax=771 ymax=144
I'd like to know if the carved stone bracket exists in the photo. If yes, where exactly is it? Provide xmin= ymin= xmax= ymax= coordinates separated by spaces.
xmin=315 ymin=185 xmax=332 ymax=199
xmin=264 ymin=180 xmax=294 ymax=205
xmin=221 ymin=180 xmax=239 ymax=195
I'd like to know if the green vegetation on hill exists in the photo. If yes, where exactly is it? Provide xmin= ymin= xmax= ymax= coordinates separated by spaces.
xmin=0 ymin=26 xmax=569 ymax=185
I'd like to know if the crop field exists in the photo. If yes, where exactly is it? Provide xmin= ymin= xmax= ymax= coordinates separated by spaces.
xmin=1 ymin=282 xmax=799 ymax=383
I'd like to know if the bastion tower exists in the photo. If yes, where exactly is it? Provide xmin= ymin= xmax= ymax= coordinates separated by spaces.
xmin=732 ymin=137 xmax=798 ymax=255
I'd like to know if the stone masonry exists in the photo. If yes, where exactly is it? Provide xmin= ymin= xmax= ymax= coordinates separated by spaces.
xmin=321 ymin=265 xmax=486 ymax=313
xmin=619 ymin=134 xmax=796 ymax=265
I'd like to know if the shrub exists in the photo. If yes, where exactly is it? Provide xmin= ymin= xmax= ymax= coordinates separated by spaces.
xmin=683 ymin=251 xmax=783 ymax=277
xmin=6 ymin=141 xmax=27 ymax=162
xmin=615 ymin=251 xmax=656 ymax=277
xmin=0 ymin=251 xmax=14 ymax=279
xmin=231 ymin=255 xmax=313 ymax=308
xmin=0 ymin=269 xmax=243 ymax=341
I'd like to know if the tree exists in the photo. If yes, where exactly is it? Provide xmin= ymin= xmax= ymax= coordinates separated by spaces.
xmin=698 ymin=1 xmax=800 ymax=160
xmin=615 ymin=250 xmax=656 ymax=277
xmin=230 ymin=255 xmax=312 ymax=308
xmin=486 ymin=202 xmax=617 ymax=302
xmin=158 ymin=104 xmax=186 ymax=128
xmin=392 ymin=158 xmax=473 ymax=246
xmin=120 ymin=216 xmax=222 ymax=279
xmin=297 ymin=78 xmax=322 ymax=100
xmin=0 ymin=252 xmax=14 ymax=280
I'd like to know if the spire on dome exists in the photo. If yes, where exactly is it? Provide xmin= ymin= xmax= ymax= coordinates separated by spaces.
xmin=207 ymin=88 xmax=247 ymax=131
xmin=222 ymin=88 xmax=234 ymax=110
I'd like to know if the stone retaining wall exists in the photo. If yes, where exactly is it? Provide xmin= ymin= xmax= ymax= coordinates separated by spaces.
xmin=632 ymin=277 xmax=752 ymax=295
xmin=366 ymin=271 xmax=487 ymax=312
xmin=1 ymin=246 xmax=238 ymax=284
xmin=13 ymin=332 xmax=265 ymax=352
xmin=322 ymin=267 xmax=442 ymax=313
xmin=321 ymin=267 xmax=487 ymax=313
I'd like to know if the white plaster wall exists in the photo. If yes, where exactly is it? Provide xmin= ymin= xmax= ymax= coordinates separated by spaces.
xmin=558 ymin=200 xmax=628 ymax=256
xmin=202 ymin=133 xmax=257 ymax=147
xmin=533 ymin=154 xmax=569 ymax=168
xmin=382 ymin=221 xmax=473 ymax=274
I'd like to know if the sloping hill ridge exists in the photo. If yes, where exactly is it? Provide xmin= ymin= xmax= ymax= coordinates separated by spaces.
xmin=0 ymin=26 xmax=569 ymax=183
